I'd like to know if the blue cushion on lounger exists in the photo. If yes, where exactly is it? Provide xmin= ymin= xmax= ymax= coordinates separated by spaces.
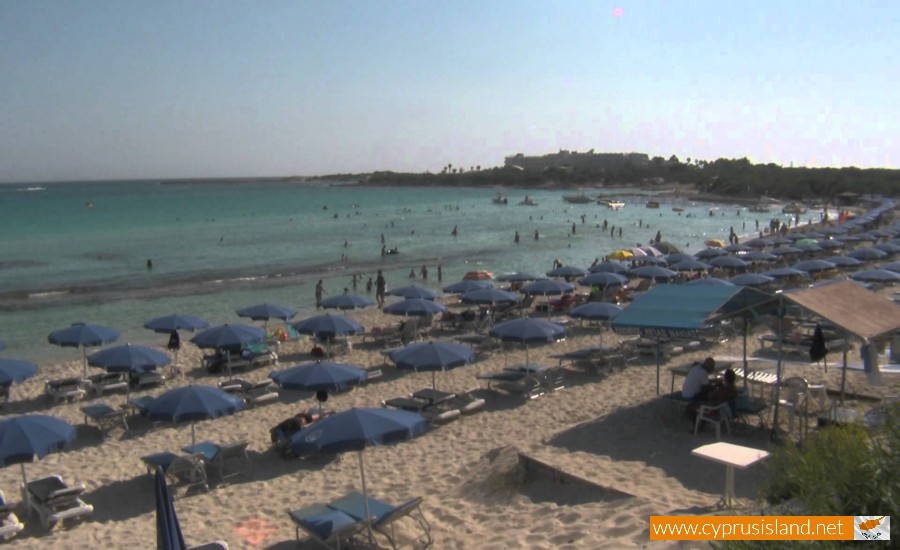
xmin=289 ymin=504 xmax=358 ymax=540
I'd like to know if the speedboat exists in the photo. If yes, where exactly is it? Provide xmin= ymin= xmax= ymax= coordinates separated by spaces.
xmin=598 ymin=198 xmax=624 ymax=210
xmin=645 ymin=200 xmax=660 ymax=209
xmin=492 ymin=193 xmax=508 ymax=205
xmin=519 ymin=196 xmax=538 ymax=206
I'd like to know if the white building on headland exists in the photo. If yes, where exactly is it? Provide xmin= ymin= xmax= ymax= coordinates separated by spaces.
xmin=504 ymin=150 xmax=650 ymax=173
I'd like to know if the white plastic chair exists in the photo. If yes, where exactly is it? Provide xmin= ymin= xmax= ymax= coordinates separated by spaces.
xmin=694 ymin=402 xmax=732 ymax=439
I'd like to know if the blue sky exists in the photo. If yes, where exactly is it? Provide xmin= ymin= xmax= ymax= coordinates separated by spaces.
xmin=1 ymin=1 xmax=897 ymax=182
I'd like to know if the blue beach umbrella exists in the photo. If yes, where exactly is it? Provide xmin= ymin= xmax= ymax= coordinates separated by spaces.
xmin=288 ymin=407 xmax=428 ymax=542
xmin=873 ymin=243 xmax=900 ymax=255
xmin=629 ymin=265 xmax=678 ymax=281
xmin=882 ymin=261 xmax=900 ymax=273
xmin=320 ymin=293 xmax=375 ymax=310
xmin=577 ymin=272 xmax=628 ymax=288
xmin=815 ymin=239 xmax=844 ymax=250
xmin=685 ymin=277 xmax=735 ymax=286
xmin=743 ymin=237 xmax=774 ymax=248
xmin=190 ymin=324 xmax=265 ymax=350
xmin=707 ymin=256 xmax=748 ymax=270
xmin=521 ymin=279 xmax=575 ymax=295
xmin=771 ymin=246 xmax=803 ymax=256
xmin=388 ymin=340 xmax=476 ymax=390
xmin=382 ymin=298 xmax=447 ymax=317
xmin=385 ymin=285 xmax=438 ymax=301
xmin=743 ymin=251 xmax=778 ymax=263
xmin=791 ymin=259 xmax=837 ymax=274
xmin=728 ymin=273 xmax=775 ymax=287
xmin=270 ymin=361 xmax=368 ymax=393
xmin=236 ymin=303 xmax=297 ymax=322
xmin=568 ymin=302 xmax=623 ymax=345
xmin=663 ymin=253 xmax=694 ymax=265
xmin=460 ymin=287 xmax=520 ymax=305
xmin=155 ymin=467 xmax=186 ymax=550
xmin=294 ymin=313 xmax=364 ymax=339
xmin=143 ymin=314 xmax=210 ymax=334
xmin=545 ymin=265 xmax=587 ymax=278
xmin=823 ymin=255 xmax=863 ymax=268
xmin=761 ymin=267 xmax=808 ymax=279
xmin=632 ymin=255 xmax=668 ymax=266
xmin=489 ymin=317 xmax=566 ymax=366
xmin=442 ymin=280 xmax=492 ymax=295
xmin=723 ymin=243 xmax=752 ymax=253
xmin=695 ymin=248 xmax=728 ymax=260
xmin=588 ymin=261 xmax=629 ymax=275
xmin=88 ymin=343 xmax=170 ymax=373
xmin=669 ymin=259 xmax=712 ymax=272
xmin=494 ymin=272 xmax=541 ymax=282
xmin=0 ymin=415 xmax=76 ymax=485
xmin=850 ymin=269 xmax=900 ymax=283
xmin=48 ymin=322 xmax=120 ymax=377
xmin=846 ymin=247 xmax=888 ymax=261
xmin=0 ymin=358 xmax=38 ymax=387
xmin=144 ymin=385 xmax=244 ymax=446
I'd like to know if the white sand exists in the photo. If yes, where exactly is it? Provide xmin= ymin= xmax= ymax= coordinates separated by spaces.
xmin=1 ymin=292 xmax=898 ymax=549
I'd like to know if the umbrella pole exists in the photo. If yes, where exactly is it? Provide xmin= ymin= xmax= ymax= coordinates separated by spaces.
xmin=432 ymin=371 xmax=437 ymax=392
xmin=20 ymin=463 xmax=29 ymax=509
xmin=191 ymin=423 xmax=196 ymax=447
xmin=358 ymin=452 xmax=374 ymax=543
xmin=742 ymin=316 xmax=748 ymax=392
xmin=82 ymin=347 xmax=88 ymax=379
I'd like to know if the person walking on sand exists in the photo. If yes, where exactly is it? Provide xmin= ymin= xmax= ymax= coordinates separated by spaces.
xmin=315 ymin=280 xmax=325 ymax=309
xmin=375 ymin=270 xmax=386 ymax=307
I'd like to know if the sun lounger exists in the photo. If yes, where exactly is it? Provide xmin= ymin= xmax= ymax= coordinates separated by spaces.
xmin=328 ymin=491 xmax=433 ymax=550
xmin=22 ymin=475 xmax=93 ymax=530
xmin=382 ymin=394 xmax=463 ymax=424
xmin=218 ymin=378 xmax=278 ymax=406
xmin=142 ymin=452 xmax=208 ymax=497
xmin=131 ymin=369 xmax=167 ymax=389
xmin=288 ymin=503 xmax=371 ymax=549
xmin=45 ymin=377 xmax=86 ymax=403
xmin=182 ymin=440 xmax=252 ymax=484
xmin=0 ymin=490 xmax=24 ymax=541
xmin=477 ymin=364 xmax=564 ymax=399
xmin=125 ymin=394 xmax=156 ymax=416
xmin=85 ymin=372 xmax=129 ymax=396
xmin=81 ymin=403 xmax=129 ymax=435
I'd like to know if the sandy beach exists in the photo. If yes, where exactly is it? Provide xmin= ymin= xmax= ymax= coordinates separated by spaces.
xmin=1 ymin=282 xmax=898 ymax=550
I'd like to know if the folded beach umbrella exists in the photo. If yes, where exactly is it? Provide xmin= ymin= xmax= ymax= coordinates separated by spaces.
xmin=388 ymin=341 xmax=476 ymax=391
xmin=190 ymin=324 xmax=265 ymax=350
xmin=0 ymin=415 xmax=75 ymax=485
xmin=385 ymin=285 xmax=438 ymax=300
xmin=154 ymin=466 xmax=186 ymax=550
xmin=382 ymin=298 xmax=447 ymax=317
xmin=320 ymin=293 xmax=375 ymax=310
xmin=48 ymin=322 xmax=120 ymax=377
xmin=270 ymin=360 xmax=368 ymax=393
xmin=545 ymin=265 xmax=587 ymax=278
xmin=442 ymin=279 xmax=492 ymax=295
xmin=144 ymin=385 xmax=244 ymax=446
xmin=849 ymin=269 xmax=900 ymax=283
xmin=460 ymin=287 xmax=520 ymax=305
xmin=236 ymin=303 xmax=297 ymax=322
xmin=577 ymin=272 xmax=628 ymax=288
xmin=588 ymin=261 xmax=629 ymax=274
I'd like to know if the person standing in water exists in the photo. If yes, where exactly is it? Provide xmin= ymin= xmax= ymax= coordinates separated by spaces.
xmin=375 ymin=270 xmax=386 ymax=307
xmin=315 ymin=280 xmax=325 ymax=309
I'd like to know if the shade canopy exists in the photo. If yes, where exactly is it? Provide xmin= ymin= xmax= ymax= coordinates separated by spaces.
xmin=190 ymin=324 xmax=265 ymax=350
xmin=610 ymin=285 xmax=773 ymax=339
xmin=0 ymin=415 xmax=75 ymax=467
xmin=289 ymin=408 xmax=427 ymax=455
xmin=293 ymin=314 xmax=364 ymax=339
xmin=269 ymin=361 xmax=368 ymax=392
xmin=236 ymin=303 xmax=297 ymax=321
xmin=143 ymin=314 xmax=210 ymax=334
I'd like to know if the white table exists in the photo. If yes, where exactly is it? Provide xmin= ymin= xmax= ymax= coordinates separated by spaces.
xmin=691 ymin=442 xmax=770 ymax=508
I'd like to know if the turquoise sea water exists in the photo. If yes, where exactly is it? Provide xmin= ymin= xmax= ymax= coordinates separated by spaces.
xmin=0 ymin=180 xmax=793 ymax=363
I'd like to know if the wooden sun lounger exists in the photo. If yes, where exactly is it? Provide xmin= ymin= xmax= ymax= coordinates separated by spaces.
xmin=45 ymin=377 xmax=86 ymax=403
xmin=22 ymin=476 xmax=94 ymax=530
xmin=81 ymin=403 xmax=129 ymax=435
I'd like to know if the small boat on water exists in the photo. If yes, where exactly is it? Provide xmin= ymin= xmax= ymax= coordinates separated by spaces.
xmin=672 ymin=207 xmax=684 ymax=212
xmin=492 ymin=193 xmax=508 ymax=205
xmin=519 ymin=195 xmax=538 ymax=206
xmin=645 ymin=200 xmax=660 ymax=209
xmin=782 ymin=203 xmax=807 ymax=215
xmin=463 ymin=270 xmax=493 ymax=280
xmin=563 ymin=191 xmax=593 ymax=204
xmin=598 ymin=198 xmax=625 ymax=210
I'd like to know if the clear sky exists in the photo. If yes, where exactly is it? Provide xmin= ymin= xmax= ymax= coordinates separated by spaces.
xmin=1 ymin=1 xmax=897 ymax=182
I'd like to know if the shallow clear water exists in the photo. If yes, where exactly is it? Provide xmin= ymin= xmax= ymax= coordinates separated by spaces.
xmin=0 ymin=180 xmax=791 ymax=363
